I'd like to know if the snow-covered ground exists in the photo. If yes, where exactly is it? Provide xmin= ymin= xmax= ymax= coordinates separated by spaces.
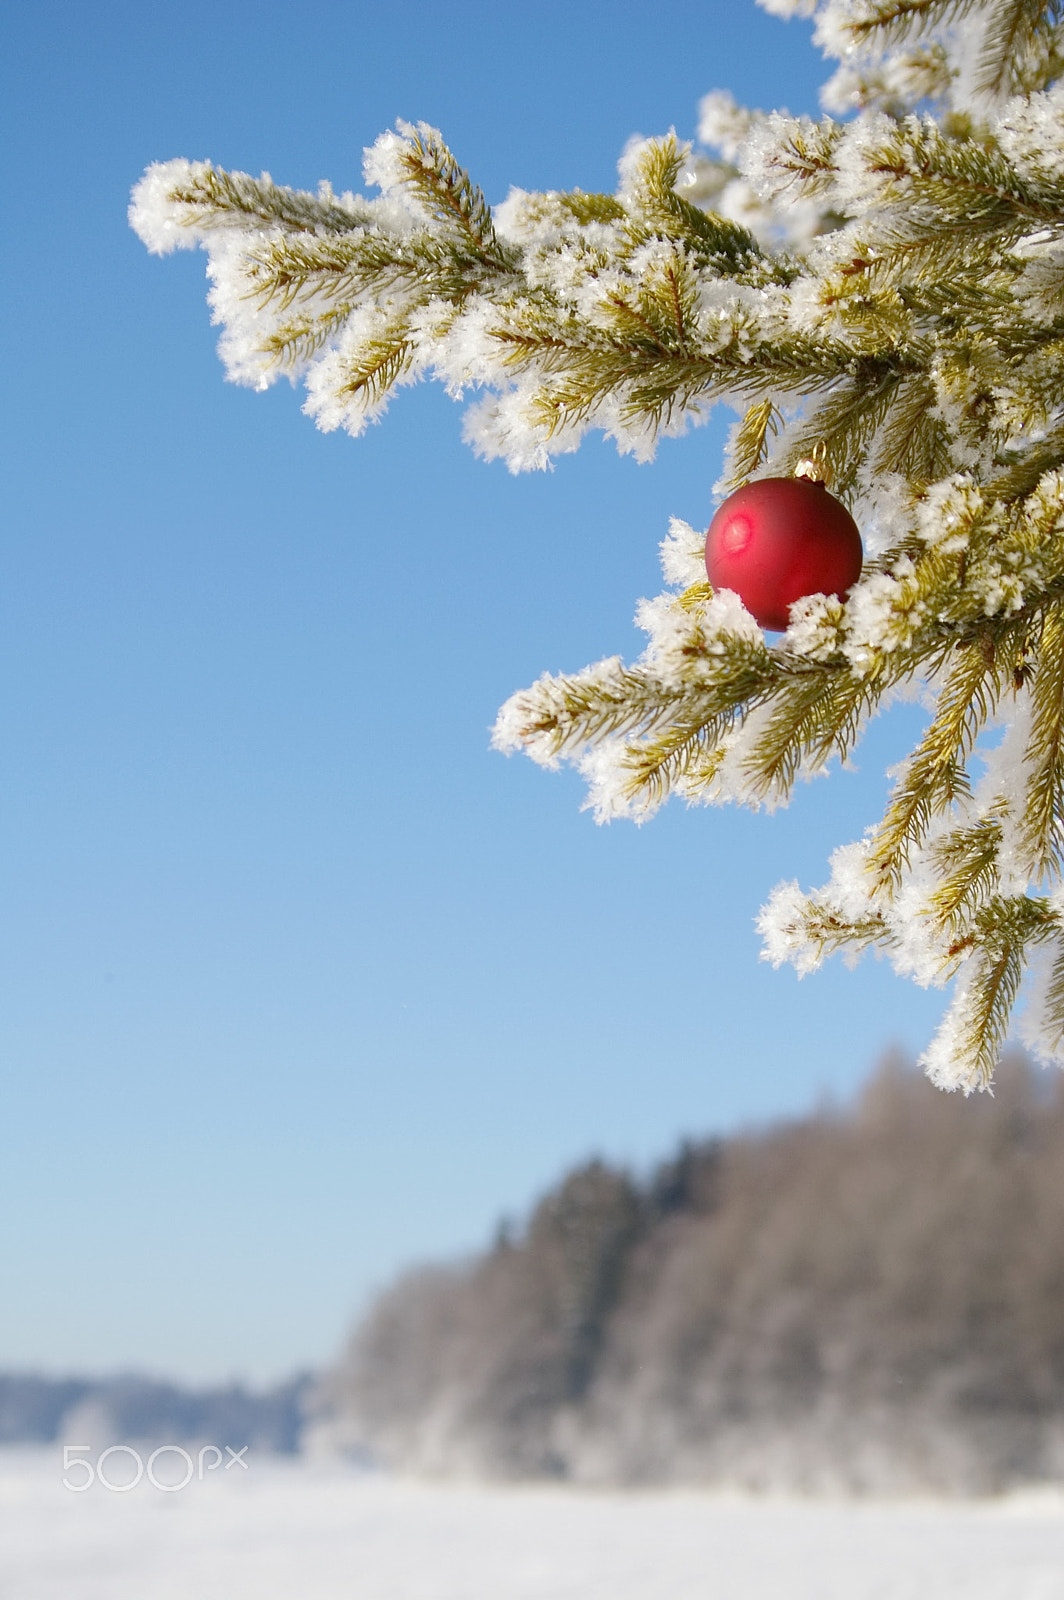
xmin=3 ymin=1446 xmax=1064 ymax=1599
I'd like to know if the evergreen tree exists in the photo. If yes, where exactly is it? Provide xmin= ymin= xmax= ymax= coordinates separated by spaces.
xmin=319 ymin=1056 xmax=1064 ymax=1493
xmin=130 ymin=0 xmax=1064 ymax=1093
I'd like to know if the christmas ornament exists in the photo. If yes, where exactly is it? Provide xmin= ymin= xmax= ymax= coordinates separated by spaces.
xmin=704 ymin=473 xmax=863 ymax=632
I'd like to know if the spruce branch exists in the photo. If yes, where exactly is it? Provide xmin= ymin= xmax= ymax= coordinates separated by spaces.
xmin=332 ymin=330 xmax=417 ymax=411
xmin=618 ymin=720 xmax=734 ymax=810
xmin=391 ymin=123 xmax=511 ymax=266
xmin=989 ymin=427 xmax=1064 ymax=500
xmin=870 ymin=374 xmax=949 ymax=481
xmin=928 ymin=816 xmax=1005 ymax=928
xmin=975 ymin=0 xmax=1061 ymax=102
xmin=740 ymin=669 xmax=880 ymax=799
xmin=1020 ymin=604 xmax=1064 ymax=880
xmin=776 ymin=376 xmax=906 ymax=491
xmin=857 ymin=117 xmax=1064 ymax=225
xmin=140 ymin=162 xmax=374 ymax=240
xmin=624 ymin=134 xmax=765 ymax=272
xmin=768 ymin=895 xmax=894 ymax=966
xmin=727 ymin=399 xmax=781 ymax=486
xmin=870 ymin=640 xmax=1004 ymax=883
xmin=762 ymin=117 xmax=848 ymax=197
xmin=845 ymin=0 xmax=973 ymax=46
xmin=258 ymin=302 xmax=356 ymax=367
xmin=932 ymin=893 xmax=1056 ymax=1089
xmin=134 ymin=0 xmax=1064 ymax=1088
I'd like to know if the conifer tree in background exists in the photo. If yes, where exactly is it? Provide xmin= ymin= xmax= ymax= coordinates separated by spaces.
xmin=131 ymin=0 xmax=1064 ymax=1093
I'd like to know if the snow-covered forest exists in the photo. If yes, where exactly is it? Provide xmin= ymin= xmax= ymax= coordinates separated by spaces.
xmin=317 ymin=1055 xmax=1064 ymax=1495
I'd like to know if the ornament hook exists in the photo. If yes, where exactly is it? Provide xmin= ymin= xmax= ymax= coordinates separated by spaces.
xmin=793 ymin=442 xmax=830 ymax=486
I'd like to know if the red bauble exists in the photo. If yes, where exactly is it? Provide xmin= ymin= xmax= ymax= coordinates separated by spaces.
xmin=704 ymin=476 xmax=863 ymax=632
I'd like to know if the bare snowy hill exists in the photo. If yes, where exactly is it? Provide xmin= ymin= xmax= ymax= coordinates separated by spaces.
xmin=5 ymin=1448 xmax=1064 ymax=1600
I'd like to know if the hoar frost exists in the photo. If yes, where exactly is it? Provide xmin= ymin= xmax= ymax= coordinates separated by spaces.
xmin=133 ymin=0 xmax=1064 ymax=1092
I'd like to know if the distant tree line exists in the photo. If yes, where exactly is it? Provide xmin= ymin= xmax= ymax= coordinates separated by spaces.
xmin=315 ymin=1055 xmax=1064 ymax=1494
xmin=0 ymin=1372 xmax=309 ymax=1453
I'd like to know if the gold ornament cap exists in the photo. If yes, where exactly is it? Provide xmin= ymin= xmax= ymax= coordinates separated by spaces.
xmin=793 ymin=444 xmax=830 ymax=485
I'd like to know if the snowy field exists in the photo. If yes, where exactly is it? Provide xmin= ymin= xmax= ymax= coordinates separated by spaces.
xmin=4 ymin=1447 xmax=1064 ymax=1600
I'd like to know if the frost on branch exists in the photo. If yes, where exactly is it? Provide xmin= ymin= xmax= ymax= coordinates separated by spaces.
xmin=134 ymin=0 xmax=1064 ymax=1091
xmin=130 ymin=125 xmax=783 ymax=469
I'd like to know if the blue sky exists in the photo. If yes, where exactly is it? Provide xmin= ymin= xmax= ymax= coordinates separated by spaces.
xmin=3 ymin=0 xmax=947 ymax=1385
